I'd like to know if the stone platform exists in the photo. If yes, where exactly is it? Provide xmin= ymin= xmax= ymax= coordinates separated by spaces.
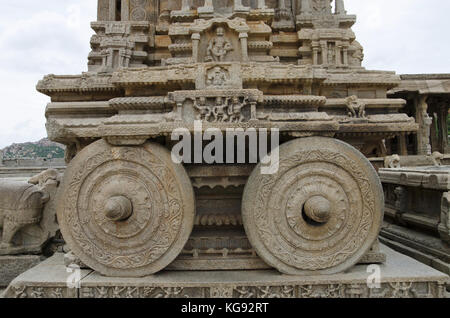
xmin=0 ymin=255 xmax=44 ymax=288
xmin=1 ymin=245 xmax=449 ymax=298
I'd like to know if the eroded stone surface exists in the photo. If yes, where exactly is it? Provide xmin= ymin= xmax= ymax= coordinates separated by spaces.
xmin=0 ymin=169 xmax=60 ymax=256
xmin=33 ymin=1 xmax=420 ymax=277
xmin=2 ymin=246 xmax=448 ymax=298
xmin=0 ymin=255 xmax=43 ymax=287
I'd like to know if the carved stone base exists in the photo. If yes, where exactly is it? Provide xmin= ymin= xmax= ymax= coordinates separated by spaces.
xmin=0 ymin=255 xmax=43 ymax=287
xmin=380 ymin=223 xmax=450 ymax=278
xmin=2 ymin=246 xmax=449 ymax=298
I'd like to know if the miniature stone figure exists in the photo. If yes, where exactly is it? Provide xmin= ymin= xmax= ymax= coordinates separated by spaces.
xmin=0 ymin=169 xmax=60 ymax=255
xmin=206 ymin=27 xmax=234 ymax=62
xmin=346 ymin=95 xmax=366 ymax=119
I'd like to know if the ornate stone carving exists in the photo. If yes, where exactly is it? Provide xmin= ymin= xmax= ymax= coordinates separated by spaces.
xmin=242 ymin=137 xmax=384 ymax=275
xmin=193 ymin=95 xmax=249 ymax=123
xmin=346 ymin=95 xmax=366 ymax=119
xmin=56 ymin=139 xmax=195 ymax=277
xmin=0 ymin=169 xmax=60 ymax=255
xmin=206 ymin=66 xmax=230 ymax=87
xmin=205 ymin=27 xmax=234 ymax=62
xmin=384 ymin=154 xmax=401 ymax=169
xmin=438 ymin=192 xmax=450 ymax=243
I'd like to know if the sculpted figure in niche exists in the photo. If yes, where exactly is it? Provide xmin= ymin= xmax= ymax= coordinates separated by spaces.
xmin=207 ymin=66 xmax=229 ymax=87
xmin=228 ymin=96 xmax=247 ymax=123
xmin=194 ymin=97 xmax=213 ymax=121
xmin=206 ymin=27 xmax=234 ymax=62
xmin=213 ymin=97 xmax=230 ymax=122
xmin=346 ymin=95 xmax=366 ymax=119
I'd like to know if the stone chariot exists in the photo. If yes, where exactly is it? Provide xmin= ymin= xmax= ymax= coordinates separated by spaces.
xmin=35 ymin=0 xmax=418 ymax=278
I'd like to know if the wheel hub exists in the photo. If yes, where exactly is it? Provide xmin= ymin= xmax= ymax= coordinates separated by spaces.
xmin=104 ymin=196 xmax=133 ymax=221
xmin=304 ymin=196 xmax=331 ymax=224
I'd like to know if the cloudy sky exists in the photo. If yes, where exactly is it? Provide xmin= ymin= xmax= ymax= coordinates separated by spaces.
xmin=0 ymin=0 xmax=449 ymax=149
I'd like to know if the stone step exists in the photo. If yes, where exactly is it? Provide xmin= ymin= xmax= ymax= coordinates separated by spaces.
xmin=2 ymin=245 xmax=448 ymax=298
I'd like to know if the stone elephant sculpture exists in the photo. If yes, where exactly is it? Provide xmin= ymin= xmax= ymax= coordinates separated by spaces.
xmin=0 ymin=169 xmax=60 ymax=255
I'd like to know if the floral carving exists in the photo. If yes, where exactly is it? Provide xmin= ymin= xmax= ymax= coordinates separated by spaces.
xmin=242 ymin=137 xmax=383 ymax=275
xmin=58 ymin=140 xmax=195 ymax=277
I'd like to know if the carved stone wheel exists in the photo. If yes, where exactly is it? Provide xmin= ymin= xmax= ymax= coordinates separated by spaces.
xmin=57 ymin=139 xmax=195 ymax=277
xmin=242 ymin=137 xmax=384 ymax=275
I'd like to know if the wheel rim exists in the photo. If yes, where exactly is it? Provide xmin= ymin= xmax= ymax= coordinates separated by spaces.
xmin=242 ymin=137 xmax=384 ymax=275
xmin=58 ymin=139 xmax=195 ymax=277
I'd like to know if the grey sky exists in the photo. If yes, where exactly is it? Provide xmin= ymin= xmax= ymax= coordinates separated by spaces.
xmin=0 ymin=0 xmax=449 ymax=149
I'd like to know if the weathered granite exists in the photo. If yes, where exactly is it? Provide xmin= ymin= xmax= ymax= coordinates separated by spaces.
xmin=0 ymin=255 xmax=44 ymax=287
xmin=2 ymin=245 xmax=448 ymax=298
xmin=32 ymin=0 xmax=419 ymax=278
xmin=0 ymin=170 xmax=60 ymax=256
xmin=379 ymin=166 xmax=450 ymax=244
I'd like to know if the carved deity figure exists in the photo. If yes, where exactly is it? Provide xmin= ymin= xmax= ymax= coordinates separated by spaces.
xmin=213 ymin=97 xmax=230 ymax=122
xmin=327 ymin=43 xmax=336 ymax=65
xmin=194 ymin=97 xmax=213 ymax=121
xmin=207 ymin=66 xmax=229 ymax=87
xmin=228 ymin=96 xmax=247 ymax=123
xmin=206 ymin=27 xmax=233 ymax=62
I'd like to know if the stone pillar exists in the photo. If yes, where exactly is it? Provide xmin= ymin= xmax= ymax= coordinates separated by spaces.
xmin=417 ymin=95 xmax=432 ymax=155
xmin=159 ymin=0 xmax=171 ymax=26
xmin=438 ymin=192 xmax=450 ymax=244
xmin=234 ymin=0 xmax=250 ymax=12
xmin=398 ymin=134 xmax=408 ymax=156
xmin=300 ymin=0 xmax=312 ymax=14
xmin=121 ymin=0 xmax=129 ymax=21
xmin=438 ymin=102 xmax=449 ymax=153
xmin=312 ymin=45 xmax=319 ymax=65
xmin=342 ymin=46 xmax=348 ymax=66
xmin=257 ymin=0 xmax=267 ymax=9
xmin=176 ymin=102 xmax=183 ymax=121
xmin=335 ymin=43 xmax=341 ymax=66
xmin=192 ymin=33 xmax=201 ymax=63
xmin=0 ymin=150 xmax=4 ymax=166
xmin=240 ymin=33 xmax=249 ymax=62
xmin=109 ymin=0 xmax=117 ymax=21
xmin=320 ymin=41 xmax=328 ymax=66
xmin=198 ymin=0 xmax=214 ymax=17
xmin=335 ymin=0 xmax=347 ymax=15
xmin=181 ymin=0 xmax=191 ymax=11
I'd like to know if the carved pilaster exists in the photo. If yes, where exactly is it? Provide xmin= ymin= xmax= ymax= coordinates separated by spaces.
xmin=181 ymin=0 xmax=191 ymax=11
xmin=121 ymin=0 xmax=129 ymax=21
xmin=192 ymin=33 xmax=201 ymax=63
xmin=198 ymin=0 xmax=214 ymax=18
xmin=239 ymin=33 xmax=249 ymax=62
xmin=300 ymin=0 xmax=312 ymax=15
xmin=320 ymin=41 xmax=328 ymax=66
xmin=438 ymin=102 xmax=449 ymax=153
xmin=335 ymin=0 xmax=347 ymax=15
xmin=257 ymin=0 xmax=267 ymax=9
xmin=417 ymin=95 xmax=432 ymax=155
xmin=438 ymin=192 xmax=450 ymax=243
xmin=109 ymin=0 xmax=116 ymax=21
xmin=234 ymin=0 xmax=250 ymax=13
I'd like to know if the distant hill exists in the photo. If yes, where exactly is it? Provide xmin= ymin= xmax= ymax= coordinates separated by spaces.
xmin=1 ymin=138 xmax=65 ymax=160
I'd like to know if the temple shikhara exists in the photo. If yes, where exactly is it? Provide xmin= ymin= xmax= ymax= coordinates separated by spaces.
xmin=0 ymin=0 xmax=449 ymax=298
